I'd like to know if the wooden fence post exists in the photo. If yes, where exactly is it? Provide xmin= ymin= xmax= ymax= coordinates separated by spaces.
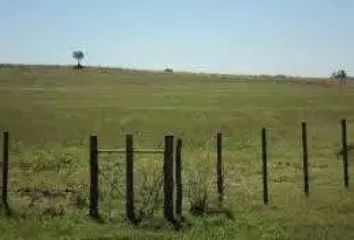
xmin=341 ymin=119 xmax=349 ymax=188
xmin=301 ymin=122 xmax=309 ymax=197
xmin=217 ymin=133 xmax=224 ymax=204
xmin=89 ymin=135 xmax=99 ymax=218
xmin=126 ymin=134 xmax=136 ymax=223
xmin=163 ymin=135 xmax=175 ymax=222
xmin=175 ymin=138 xmax=182 ymax=218
xmin=2 ymin=131 xmax=9 ymax=208
xmin=261 ymin=128 xmax=269 ymax=204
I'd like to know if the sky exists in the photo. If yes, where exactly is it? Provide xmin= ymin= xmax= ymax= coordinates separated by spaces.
xmin=0 ymin=0 xmax=353 ymax=77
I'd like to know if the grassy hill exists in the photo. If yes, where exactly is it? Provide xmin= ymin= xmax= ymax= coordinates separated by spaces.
xmin=0 ymin=65 xmax=354 ymax=239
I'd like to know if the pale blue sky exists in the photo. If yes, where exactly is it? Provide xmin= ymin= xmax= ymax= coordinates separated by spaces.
xmin=1 ymin=0 xmax=353 ymax=77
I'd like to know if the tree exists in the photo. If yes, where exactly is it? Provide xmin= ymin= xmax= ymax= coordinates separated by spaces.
xmin=164 ymin=68 xmax=174 ymax=73
xmin=72 ymin=50 xmax=84 ymax=69
xmin=332 ymin=69 xmax=347 ymax=85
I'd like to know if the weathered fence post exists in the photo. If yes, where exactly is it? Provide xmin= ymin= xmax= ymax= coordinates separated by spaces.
xmin=216 ymin=132 xmax=224 ymax=204
xmin=163 ymin=135 xmax=175 ymax=222
xmin=126 ymin=134 xmax=136 ymax=223
xmin=261 ymin=128 xmax=269 ymax=205
xmin=175 ymin=138 xmax=183 ymax=218
xmin=89 ymin=135 xmax=99 ymax=218
xmin=301 ymin=122 xmax=309 ymax=197
xmin=341 ymin=119 xmax=349 ymax=188
xmin=2 ymin=131 xmax=9 ymax=208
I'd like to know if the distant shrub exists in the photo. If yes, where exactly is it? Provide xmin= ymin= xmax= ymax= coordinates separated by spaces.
xmin=332 ymin=69 xmax=347 ymax=79
xmin=164 ymin=68 xmax=174 ymax=73
xmin=274 ymin=74 xmax=287 ymax=79
xmin=331 ymin=69 xmax=350 ymax=85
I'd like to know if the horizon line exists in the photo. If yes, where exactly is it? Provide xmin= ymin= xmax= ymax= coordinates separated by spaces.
xmin=0 ymin=62 xmax=341 ymax=80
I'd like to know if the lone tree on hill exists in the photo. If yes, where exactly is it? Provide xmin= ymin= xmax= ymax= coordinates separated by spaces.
xmin=72 ymin=50 xmax=84 ymax=69
xmin=164 ymin=68 xmax=174 ymax=73
xmin=332 ymin=69 xmax=347 ymax=84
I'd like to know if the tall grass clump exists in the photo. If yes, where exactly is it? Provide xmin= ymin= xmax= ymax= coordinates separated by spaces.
xmin=185 ymin=149 xmax=215 ymax=216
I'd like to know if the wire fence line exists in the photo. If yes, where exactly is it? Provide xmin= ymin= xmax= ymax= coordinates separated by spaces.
xmin=0 ymin=119 xmax=353 ymax=226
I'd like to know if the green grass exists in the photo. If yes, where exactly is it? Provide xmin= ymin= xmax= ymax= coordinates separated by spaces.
xmin=1 ymin=65 xmax=354 ymax=239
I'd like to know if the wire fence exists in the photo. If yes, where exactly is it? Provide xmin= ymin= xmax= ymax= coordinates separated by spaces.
xmin=1 ymin=119 xmax=353 ymax=225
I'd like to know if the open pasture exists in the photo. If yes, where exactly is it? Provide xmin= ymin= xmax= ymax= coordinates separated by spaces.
xmin=1 ymin=66 xmax=354 ymax=239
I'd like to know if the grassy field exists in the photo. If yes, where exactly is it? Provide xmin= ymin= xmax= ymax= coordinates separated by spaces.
xmin=0 ymin=65 xmax=354 ymax=239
